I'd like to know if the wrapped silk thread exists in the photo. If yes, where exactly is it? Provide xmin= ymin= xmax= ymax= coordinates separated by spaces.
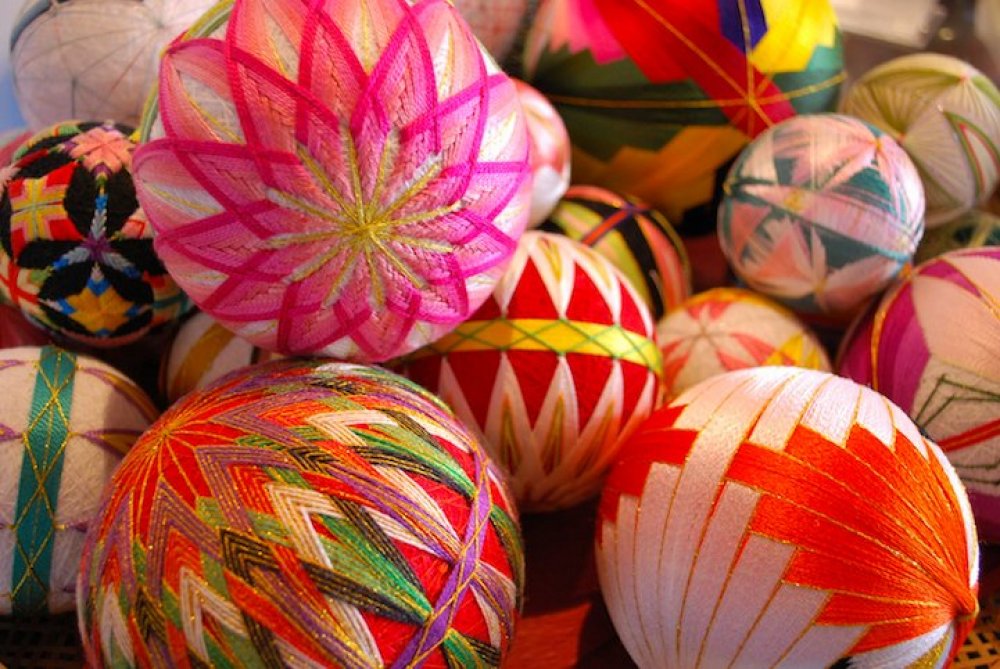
xmin=598 ymin=367 xmax=979 ymax=668
xmin=134 ymin=0 xmax=532 ymax=362
xmin=78 ymin=359 xmax=524 ymax=667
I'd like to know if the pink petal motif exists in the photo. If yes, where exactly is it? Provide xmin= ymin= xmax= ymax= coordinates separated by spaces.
xmin=135 ymin=0 xmax=531 ymax=361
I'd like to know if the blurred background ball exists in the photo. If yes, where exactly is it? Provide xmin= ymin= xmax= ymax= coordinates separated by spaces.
xmin=1 ymin=345 xmax=156 ymax=616
xmin=0 ymin=303 xmax=49 ymax=348
xmin=0 ymin=121 xmax=190 ymax=346
xmin=718 ymin=114 xmax=925 ymax=321
xmin=78 ymin=359 xmax=523 ymax=667
xmin=514 ymin=79 xmax=571 ymax=227
xmin=400 ymin=231 xmax=661 ymax=512
xmin=657 ymin=287 xmax=831 ymax=400
xmin=842 ymin=53 xmax=1000 ymax=227
xmin=598 ymin=367 xmax=978 ymax=669
xmin=540 ymin=185 xmax=690 ymax=320
xmin=839 ymin=247 xmax=1000 ymax=540
xmin=523 ymin=0 xmax=844 ymax=231
xmin=915 ymin=209 xmax=1000 ymax=264
xmin=161 ymin=311 xmax=282 ymax=404
xmin=454 ymin=0 xmax=530 ymax=62
xmin=135 ymin=0 xmax=531 ymax=362
xmin=0 ymin=127 xmax=30 ymax=165
xmin=10 ymin=0 xmax=217 ymax=130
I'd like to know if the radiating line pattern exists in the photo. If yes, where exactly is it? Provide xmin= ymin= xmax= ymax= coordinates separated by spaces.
xmin=401 ymin=231 xmax=661 ymax=512
xmin=839 ymin=247 xmax=1000 ymax=541
xmin=134 ymin=0 xmax=531 ymax=362
xmin=597 ymin=367 xmax=979 ymax=669
xmin=78 ymin=359 xmax=524 ymax=668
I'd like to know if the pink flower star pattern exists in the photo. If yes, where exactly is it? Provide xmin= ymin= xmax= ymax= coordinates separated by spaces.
xmin=134 ymin=0 xmax=531 ymax=361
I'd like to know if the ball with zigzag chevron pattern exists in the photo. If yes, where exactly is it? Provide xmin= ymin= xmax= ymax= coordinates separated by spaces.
xmin=10 ymin=0 xmax=218 ymax=130
xmin=540 ymin=185 xmax=690 ymax=320
xmin=523 ymin=0 xmax=844 ymax=232
xmin=598 ymin=366 xmax=979 ymax=669
xmin=0 ymin=121 xmax=191 ymax=346
xmin=718 ymin=114 xmax=925 ymax=322
xmin=842 ymin=53 xmax=1000 ymax=228
xmin=161 ymin=311 xmax=282 ymax=404
xmin=399 ymin=231 xmax=662 ymax=512
xmin=0 ymin=345 xmax=157 ymax=616
xmin=78 ymin=359 xmax=524 ymax=668
xmin=657 ymin=287 xmax=831 ymax=400
xmin=838 ymin=247 xmax=1000 ymax=541
xmin=135 ymin=0 xmax=531 ymax=363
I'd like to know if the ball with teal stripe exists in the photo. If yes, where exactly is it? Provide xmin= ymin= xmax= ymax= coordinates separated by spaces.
xmin=718 ymin=114 xmax=925 ymax=323
xmin=0 ymin=345 xmax=157 ymax=616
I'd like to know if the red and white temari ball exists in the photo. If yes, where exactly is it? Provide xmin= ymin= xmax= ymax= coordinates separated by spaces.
xmin=161 ymin=310 xmax=282 ymax=404
xmin=514 ymin=79 xmax=572 ymax=227
xmin=78 ymin=359 xmax=524 ymax=668
xmin=134 ymin=0 xmax=532 ymax=363
xmin=597 ymin=367 xmax=979 ymax=669
xmin=453 ymin=0 xmax=530 ymax=62
xmin=1 ymin=346 xmax=157 ymax=616
xmin=10 ymin=0 xmax=218 ymax=130
xmin=657 ymin=287 xmax=831 ymax=400
xmin=400 ymin=231 xmax=661 ymax=512
xmin=839 ymin=248 xmax=1000 ymax=541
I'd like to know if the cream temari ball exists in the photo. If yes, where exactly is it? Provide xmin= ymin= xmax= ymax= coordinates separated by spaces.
xmin=843 ymin=53 xmax=1000 ymax=227
xmin=0 ymin=345 xmax=157 ymax=616
xmin=11 ymin=0 xmax=217 ymax=130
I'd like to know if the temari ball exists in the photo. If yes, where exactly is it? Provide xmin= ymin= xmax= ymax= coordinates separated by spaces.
xmin=657 ymin=286 xmax=831 ymax=400
xmin=523 ymin=0 xmax=844 ymax=232
xmin=513 ymin=79 xmax=571 ymax=227
xmin=598 ymin=366 xmax=979 ymax=669
xmin=839 ymin=247 xmax=1000 ymax=540
xmin=842 ymin=53 xmax=1000 ymax=227
xmin=78 ymin=359 xmax=524 ymax=668
xmin=915 ymin=208 xmax=1000 ymax=265
xmin=540 ymin=184 xmax=690 ymax=320
xmin=400 ymin=231 xmax=662 ymax=512
xmin=161 ymin=310 xmax=281 ymax=404
xmin=0 ymin=121 xmax=190 ymax=346
xmin=134 ymin=0 xmax=532 ymax=363
xmin=1 ymin=345 xmax=157 ymax=616
xmin=453 ymin=0 xmax=530 ymax=62
xmin=0 ymin=128 xmax=31 ymax=167
xmin=0 ymin=303 xmax=49 ymax=348
xmin=10 ymin=0 xmax=218 ymax=130
xmin=718 ymin=114 xmax=925 ymax=321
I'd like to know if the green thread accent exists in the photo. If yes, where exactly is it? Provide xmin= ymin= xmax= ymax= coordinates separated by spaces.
xmin=11 ymin=346 xmax=77 ymax=615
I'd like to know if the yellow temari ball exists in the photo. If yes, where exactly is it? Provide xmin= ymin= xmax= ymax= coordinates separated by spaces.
xmin=657 ymin=287 xmax=831 ymax=399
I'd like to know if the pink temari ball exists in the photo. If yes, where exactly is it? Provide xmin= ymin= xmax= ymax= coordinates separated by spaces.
xmin=513 ymin=79 xmax=571 ymax=227
xmin=839 ymin=248 xmax=1000 ymax=540
xmin=453 ymin=0 xmax=530 ymax=62
xmin=134 ymin=0 xmax=532 ymax=363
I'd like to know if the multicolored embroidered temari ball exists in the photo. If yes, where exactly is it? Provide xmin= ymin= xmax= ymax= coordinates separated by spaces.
xmin=10 ymin=0 xmax=217 ymax=129
xmin=161 ymin=310 xmax=282 ymax=404
xmin=839 ymin=248 xmax=1000 ymax=541
xmin=453 ymin=0 xmax=530 ymax=62
xmin=514 ymin=79 xmax=572 ymax=227
xmin=915 ymin=209 xmax=1000 ymax=264
xmin=0 ymin=121 xmax=190 ymax=346
xmin=78 ymin=359 xmax=524 ymax=668
xmin=1 ymin=345 xmax=157 ymax=616
xmin=842 ymin=53 xmax=1000 ymax=227
xmin=718 ymin=114 xmax=925 ymax=321
xmin=657 ymin=287 xmax=831 ymax=400
xmin=540 ymin=185 xmax=690 ymax=320
xmin=598 ymin=367 xmax=979 ymax=669
xmin=523 ymin=0 xmax=844 ymax=231
xmin=134 ymin=0 xmax=532 ymax=363
xmin=400 ymin=231 xmax=661 ymax=512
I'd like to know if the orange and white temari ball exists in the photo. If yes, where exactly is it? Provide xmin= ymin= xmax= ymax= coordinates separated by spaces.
xmin=161 ymin=311 xmax=282 ymax=403
xmin=657 ymin=287 xmax=831 ymax=399
xmin=598 ymin=367 xmax=979 ymax=669
xmin=401 ymin=231 xmax=661 ymax=512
